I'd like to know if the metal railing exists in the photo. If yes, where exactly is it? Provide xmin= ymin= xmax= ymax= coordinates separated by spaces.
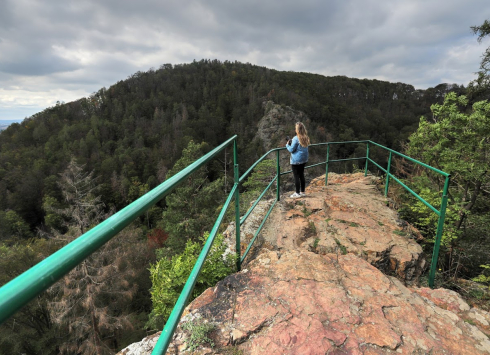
xmin=324 ymin=140 xmax=450 ymax=289
xmin=0 ymin=138 xmax=449 ymax=354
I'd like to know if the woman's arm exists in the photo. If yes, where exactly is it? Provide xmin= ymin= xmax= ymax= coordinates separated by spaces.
xmin=286 ymin=136 xmax=299 ymax=153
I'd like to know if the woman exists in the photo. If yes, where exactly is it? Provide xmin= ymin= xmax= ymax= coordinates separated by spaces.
xmin=286 ymin=122 xmax=310 ymax=198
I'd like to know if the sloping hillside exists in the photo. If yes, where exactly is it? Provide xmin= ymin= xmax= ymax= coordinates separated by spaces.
xmin=0 ymin=60 xmax=464 ymax=235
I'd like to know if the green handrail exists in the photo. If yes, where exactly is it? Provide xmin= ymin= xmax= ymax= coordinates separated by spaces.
xmin=324 ymin=140 xmax=450 ymax=288
xmin=0 ymin=135 xmax=238 ymax=326
xmin=0 ymin=137 xmax=449 ymax=354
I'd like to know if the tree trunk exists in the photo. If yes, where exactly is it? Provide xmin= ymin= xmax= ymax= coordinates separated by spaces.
xmin=456 ymin=180 xmax=482 ymax=230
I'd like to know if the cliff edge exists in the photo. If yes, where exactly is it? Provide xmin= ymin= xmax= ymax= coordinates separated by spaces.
xmin=119 ymin=174 xmax=490 ymax=354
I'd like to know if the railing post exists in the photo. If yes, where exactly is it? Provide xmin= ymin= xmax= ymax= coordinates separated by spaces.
xmin=384 ymin=151 xmax=392 ymax=196
xmin=325 ymin=143 xmax=330 ymax=186
xmin=276 ymin=150 xmax=281 ymax=201
xmin=429 ymin=175 xmax=451 ymax=288
xmin=233 ymin=140 xmax=241 ymax=272
xmin=364 ymin=142 xmax=370 ymax=176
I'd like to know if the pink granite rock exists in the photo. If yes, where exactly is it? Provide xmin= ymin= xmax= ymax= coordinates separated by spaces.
xmin=260 ymin=173 xmax=426 ymax=282
xmin=157 ymin=250 xmax=490 ymax=354
xmin=118 ymin=174 xmax=490 ymax=355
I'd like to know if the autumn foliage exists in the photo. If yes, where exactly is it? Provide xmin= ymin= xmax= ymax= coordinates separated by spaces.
xmin=147 ymin=228 xmax=169 ymax=249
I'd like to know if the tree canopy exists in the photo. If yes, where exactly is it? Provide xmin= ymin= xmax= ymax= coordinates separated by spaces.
xmin=469 ymin=19 xmax=490 ymax=100
xmin=0 ymin=60 xmax=462 ymax=238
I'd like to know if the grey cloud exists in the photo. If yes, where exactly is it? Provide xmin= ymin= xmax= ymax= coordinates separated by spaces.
xmin=0 ymin=53 xmax=79 ymax=76
xmin=2 ymin=0 xmax=490 ymax=122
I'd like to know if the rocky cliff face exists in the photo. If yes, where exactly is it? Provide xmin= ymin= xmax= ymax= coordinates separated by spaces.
xmin=255 ymin=101 xmax=311 ymax=174
xmin=257 ymin=101 xmax=310 ymax=153
xmin=119 ymin=174 xmax=490 ymax=354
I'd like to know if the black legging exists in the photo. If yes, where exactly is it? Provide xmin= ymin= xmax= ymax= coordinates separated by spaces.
xmin=291 ymin=163 xmax=306 ymax=193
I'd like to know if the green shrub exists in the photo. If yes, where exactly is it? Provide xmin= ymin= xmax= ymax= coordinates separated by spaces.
xmin=148 ymin=233 xmax=234 ymax=328
xmin=313 ymin=238 xmax=320 ymax=249
xmin=398 ymin=182 xmax=460 ymax=246
xmin=473 ymin=265 xmax=490 ymax=287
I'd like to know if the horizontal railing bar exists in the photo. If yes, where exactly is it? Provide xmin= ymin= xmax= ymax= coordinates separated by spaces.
xmin=0 ymin=135 xmax=237 ymax=326
xmin=152 ymin=182 xmax=239 ymax=354
xmin=367 ymin=141 xmax=449 ymax=177
xmin=366 ymin=157 xmax=440 ymax=215
xmin=240 ymin=175 xmax=277 ymax=226
xmin=270 ymin=140 xmax=446 ymax=177
xmin=327 ymin=157 xmax=366 ymax=163
xmin=388 ymin=174 xmax=440 ymax=216
xmin=241 ymin=199 xmax=277 ymax=263
xmin=280 ymin=158 xmax=364 ymax=176
xmin=368 ymin=157 xmax=387 ymax=173
xmin=281 ymin=162 xmax=326 ymax=176
xmin=239 ymin=148 xmax=282 ymax=184
xmin=315 ymin=140 xmax=368 ymax=145
xmin=241 ymin=143 xmax=360 ymax=182
xmin=305 ymin=162 xmax=326 ymax=169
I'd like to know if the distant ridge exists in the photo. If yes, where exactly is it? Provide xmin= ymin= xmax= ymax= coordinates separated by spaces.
xmin=0 ymin=120 xmax=22 ymax=131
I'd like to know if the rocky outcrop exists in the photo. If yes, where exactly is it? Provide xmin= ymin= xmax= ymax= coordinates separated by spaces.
xmin=413 ymin=287 xmax=490 ymax=338
xmin=261 ymin=172 xmax=426 ymax=282
xmin=119 ymin=173 xmax=490 ymax=354
xmin=257 ymin=101 xmax=310 ymax=152
xmin=161 ymin=249 xmax=490 ymax=354
xmin=255 ymin=101 xmax=311 ymax=176
xmin=117 ymin=332 xmax=160 ymax=355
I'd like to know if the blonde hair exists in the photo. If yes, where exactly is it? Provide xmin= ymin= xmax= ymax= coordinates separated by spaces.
xmin=296 ymin=122 xmax=310 ymax=147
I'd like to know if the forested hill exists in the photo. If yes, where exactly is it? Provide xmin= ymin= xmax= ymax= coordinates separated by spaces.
xmin=0 ymin=59 xmax=464 ymax=234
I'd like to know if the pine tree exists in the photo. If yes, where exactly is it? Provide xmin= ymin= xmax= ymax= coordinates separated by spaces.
xmin=48 ymin=159 xmax=151 ymax=354
xmin=58 ymin=158 xmax=105 ymax=234
xmin=158 ymin=140 xmax=224 ymax=256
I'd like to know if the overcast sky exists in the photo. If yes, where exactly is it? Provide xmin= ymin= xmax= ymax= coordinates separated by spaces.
xmin=1 ymin=0 xmax=490 ymax=121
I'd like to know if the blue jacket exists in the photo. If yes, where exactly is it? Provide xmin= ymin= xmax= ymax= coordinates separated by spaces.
xmin=286 ymin=136 xmax=308 ymax=165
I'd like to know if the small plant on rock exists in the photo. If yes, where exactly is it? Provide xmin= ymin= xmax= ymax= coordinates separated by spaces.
xmin=313 ymin=238 xmax=320 ymax=249
xmin=148 ymin=233 xmax=234 ymax=328
xmin=182 ymin=319 xmax=215 ymax=351
xmin=334 ymin=238 xmax=348 ymax=255
xmin=302 ymin=206 xmax=312 ymax=217
xmin=306 ymin=221 xmax=317 ymax=237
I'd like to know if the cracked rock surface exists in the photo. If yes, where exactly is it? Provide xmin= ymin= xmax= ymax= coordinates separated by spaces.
xmin=261 ymin=172 xmax=426 ymax=283
xmin=118 ymin=173 xmax=490 ymax=354
xmin=165 ymin=249 xmax=490 ymax=354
